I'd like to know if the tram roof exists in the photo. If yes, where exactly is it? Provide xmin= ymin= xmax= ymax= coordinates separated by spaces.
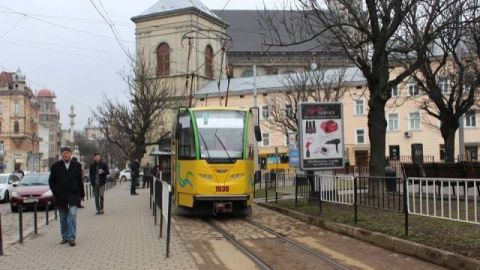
xmin=187 ymin=106 xmax=250 ymax=112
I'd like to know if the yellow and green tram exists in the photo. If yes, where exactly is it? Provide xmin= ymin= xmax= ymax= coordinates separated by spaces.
xmin=172 ymin=106 xmax=261 ymax=215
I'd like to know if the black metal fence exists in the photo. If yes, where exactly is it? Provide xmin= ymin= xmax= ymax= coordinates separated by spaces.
xmin=255 ymin=172 xmax=410 ymax=235
xmin=149 ymin=176 xmax=172 ymax=258
xmin=0 ymin=180 xmax=117 ymax=255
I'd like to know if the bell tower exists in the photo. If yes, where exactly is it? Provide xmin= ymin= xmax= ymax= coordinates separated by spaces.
xmin=131 ymin=0 xmax=229 ymax=99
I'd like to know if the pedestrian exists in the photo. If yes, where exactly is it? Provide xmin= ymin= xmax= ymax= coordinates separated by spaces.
xmin=48 ymin=147 xmax=84 ymax=247
xmin=143 ymin=162 xmax=152 ymax=189
xmin=130 ymin=158 xmax=140 ymax=195
xmin=89 ymin=153 xmax=109 ymax=215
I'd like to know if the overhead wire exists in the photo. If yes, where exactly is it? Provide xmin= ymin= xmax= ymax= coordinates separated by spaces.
xmin=88 ymin=0 xmax=131 ymax=59
xmin=3 ymin=37 xmax=124 ymax=56
xmin=0 ymin=10 xmax=130 ymax=26
xmin=0 ymin=15 xmax=25 ymax=40
xmin=1 ymin=39 xmax=126 ymax=64
xmin=0 ymin=4 xmax=134 ymax=43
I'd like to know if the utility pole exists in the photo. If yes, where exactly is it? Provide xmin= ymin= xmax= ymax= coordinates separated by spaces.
xmin=253 ymin=65 xmax=259 ymax=171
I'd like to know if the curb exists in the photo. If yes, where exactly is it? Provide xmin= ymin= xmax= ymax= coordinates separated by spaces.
xmin=257 ymin=202 xmax=480 ymax=270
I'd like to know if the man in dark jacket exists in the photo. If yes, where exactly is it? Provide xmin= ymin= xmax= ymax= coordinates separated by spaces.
xmin=89 ymin=153 xmax=109 ymax=214
xmin=130 ymin=158 xmax=140 ymax=195
xmin=49 ymin=147 xmax=84 ymax=247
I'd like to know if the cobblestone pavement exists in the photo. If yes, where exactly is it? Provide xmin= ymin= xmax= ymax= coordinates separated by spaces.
xmin=247 ymin=206 xmax=445 ymax=269
xmin=175 ymin=205 xmax=446 ymax=270
xmin=1 ymin=184 xmax=197 ymax=270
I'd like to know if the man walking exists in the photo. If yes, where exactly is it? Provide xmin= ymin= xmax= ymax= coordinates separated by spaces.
xmin=49 ymin=147 xmax=84 ymax=247
xmin=143 ymin=162 xmax=152 ymax=189
xmin=130 ymin=158 xmax=140 ymax=195
xmin=89 ymin=153 xmax=109 ymax=215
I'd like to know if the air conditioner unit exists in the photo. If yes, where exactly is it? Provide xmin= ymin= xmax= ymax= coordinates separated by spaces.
xmin=404 ymin=131 xmax=412 ymax=138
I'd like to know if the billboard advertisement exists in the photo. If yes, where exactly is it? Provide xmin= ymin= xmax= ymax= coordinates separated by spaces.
xmin=298 ymin=102 xmax=344 ymax=170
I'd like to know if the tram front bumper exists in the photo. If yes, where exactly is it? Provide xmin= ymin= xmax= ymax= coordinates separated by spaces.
xmin=194 ymin=195 xmax=250 ymax=201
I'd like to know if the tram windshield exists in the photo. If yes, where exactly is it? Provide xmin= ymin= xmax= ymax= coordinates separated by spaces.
xmin=194 ymin=110 xmax=245 ymax=160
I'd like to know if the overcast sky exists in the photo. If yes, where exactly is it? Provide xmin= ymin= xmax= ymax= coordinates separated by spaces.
xmin=0 ymin=0 xmax=290 ymax=129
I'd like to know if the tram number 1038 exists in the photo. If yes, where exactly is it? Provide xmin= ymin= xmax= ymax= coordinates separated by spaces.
xmin=215 ymin=186 xmax=230 ymax=192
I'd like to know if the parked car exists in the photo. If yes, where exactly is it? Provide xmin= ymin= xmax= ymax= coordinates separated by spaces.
xmin=0 ymin=174 xmax=22 ymax=203
xmin=10 ymin=173 xmax=53 ymax=212
xmin=119 ymin=169 xmax=143 ymax=182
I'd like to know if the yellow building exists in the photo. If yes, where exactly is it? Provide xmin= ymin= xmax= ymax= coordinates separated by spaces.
xmin=0 ymin=70 xmax=41 ymax=172
xmin=194 ymin=67 xmax=479 ymax=167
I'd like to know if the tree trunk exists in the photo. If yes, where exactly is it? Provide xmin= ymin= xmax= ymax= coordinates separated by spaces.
xmin=440 ymin=120 xmax=458 ymax=163
xmin=368 ymin=98 xmax=387 ymax=177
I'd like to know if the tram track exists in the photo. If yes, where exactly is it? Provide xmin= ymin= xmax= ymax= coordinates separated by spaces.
xmin=204 ymin=218 xmax=273 ymax=270
xmin=204 ymin=216 xmax=351 ymax=270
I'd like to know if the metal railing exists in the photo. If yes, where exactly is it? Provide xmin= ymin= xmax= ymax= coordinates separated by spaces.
xmin=407 ymin=177 xmax=480 ymax=225
xmin=0 ymin=179 xmax=117 ymax=254
xmin=318 ymin=175 xmax=354 ymax=205
xmin=149 ymin=173 xmax=172 ymax=258
xmin=257 ymin=172 xmax=410 ymax=235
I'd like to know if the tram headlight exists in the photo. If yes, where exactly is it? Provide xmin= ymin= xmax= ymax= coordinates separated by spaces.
xmin=230 ymin=173 xmax=245 ymax=180
xmin=198 ymin=173 xmax=213 ymax=180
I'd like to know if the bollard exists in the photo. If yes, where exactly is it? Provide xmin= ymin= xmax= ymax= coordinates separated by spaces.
xmin=19 ymin=206 xmax=23 ymax=243
xmin=85 ymin=184 xmax=88 ymax=200
xmin=45 ymin=201 xmax=50 ymax=225
xmin=54 ymin=207 xmax=58 ymax=220
xmin=33 ymin=201 xmax=38 ymax=235
xmin=0 ymin=213 xmax=3 ymax=255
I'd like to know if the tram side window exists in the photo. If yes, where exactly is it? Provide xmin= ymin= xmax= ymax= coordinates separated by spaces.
xmin=178 ymin=114 xmax=196 ymax=159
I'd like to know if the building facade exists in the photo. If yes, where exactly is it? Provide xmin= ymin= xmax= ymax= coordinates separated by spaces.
xmin=0 ymin=70 xmax=41 ymax=172
xmin=134 ymin=1 xmax=479 ymax=168
xmin=194 ymin=67 xmax=479 ymax=168
xmin=37 ymin=88 xmax=61 ymax=169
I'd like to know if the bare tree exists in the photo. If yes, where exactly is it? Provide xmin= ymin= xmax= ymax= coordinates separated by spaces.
xmin=94 ymin=55 xmax=176 ymax=161
xmin=264 ymin=66 xmax=349 ymax=137
xmin=398 ymin=0 xmax=480 ymax=162
xmin=261 ymin=0 xmax=447 ymax=176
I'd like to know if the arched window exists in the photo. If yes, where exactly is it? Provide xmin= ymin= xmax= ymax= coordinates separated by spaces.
xmin=156 ymin=43 xmax=170 ymax=77
xmin=14 ymin=121 xmax=19 ymax=133
xmin=204 ymin=45 xmax=214 ymax=79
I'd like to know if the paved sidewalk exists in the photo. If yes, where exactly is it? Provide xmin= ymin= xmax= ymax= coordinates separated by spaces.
xmin=1 ymin=184 xmax=196 ymax=270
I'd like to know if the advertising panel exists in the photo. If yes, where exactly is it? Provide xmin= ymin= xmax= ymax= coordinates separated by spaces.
xmin=288 ymin=132 xmax=299 ymax=167
xmin=298 ymin=102 xmax=344 ymax=170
